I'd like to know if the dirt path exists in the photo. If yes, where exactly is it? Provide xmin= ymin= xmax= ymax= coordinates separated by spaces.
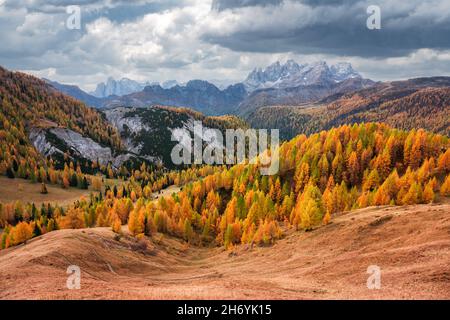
xmin=0 ymin=202 xmax=449 ymax=299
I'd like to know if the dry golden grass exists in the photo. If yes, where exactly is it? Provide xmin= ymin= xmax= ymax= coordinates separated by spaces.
xmin=0 ymin=202 xmax=449 ymax=300
xmin=0 ymin=176 xmax=92 ymax=207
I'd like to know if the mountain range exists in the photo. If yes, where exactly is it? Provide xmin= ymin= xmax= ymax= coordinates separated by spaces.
xmin=1 ymin=64 xmax=449 ymax=301
xmin=45 ymin=60 xmax=372 ymax=115
xmin=8 ymin=64 xmax=444 ymax=169
xmin=91 ymin=77 xmax=181 ymax=98
xmin=40 ymin=60 xmax=449 ymax=141
xmin=1 ymin=66 xmax=247 ymax=170
xmin=243 ymin=60 xmax=362 ymax=92
xmin=104 ymin=81 xmax=248 ymax=115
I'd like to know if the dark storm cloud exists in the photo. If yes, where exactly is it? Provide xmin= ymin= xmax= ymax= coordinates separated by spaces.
xmin=0 ymin=0 xmax=183 ymax=63
xmin=94 ymin=1 xmax=179 ymax=23
xmin=5 ymin=0 xmax=180 ymax=22
xmin=211 ymin=0 xmax=282 ymax=11
xmin=0 ymin=0 xmax=449 ymax=88
xmin=205 ymin=0 xmax=450 ymax=58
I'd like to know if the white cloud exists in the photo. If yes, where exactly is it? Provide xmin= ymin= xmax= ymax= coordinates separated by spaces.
xmin=0 ymin=0 xmax=450 ymax=91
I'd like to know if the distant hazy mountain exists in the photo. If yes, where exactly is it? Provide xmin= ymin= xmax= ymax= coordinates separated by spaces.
xmin=92 ymin=77 xmax=158 ymax=98
xmin=243 ymin=60 xmax=361 ymax=92
xmin=161 ymin=80 xmax=181 ymax=89
xmin=236 ymin=60 xmax=372 ymax=116
xmin=237 ymin=77 xmax=374 ymax=116
xmin=91 ymin=77 xmax=186 ymax=98
xmin=104 ymin=80 xmax=248 ymax=115
xmin=44 ymin=79 xmax=104 ymax=109
xmin=46 ymin=60 xmax=371 ymax=115
xmin=208 ymin=79 xmax=237 ymax=90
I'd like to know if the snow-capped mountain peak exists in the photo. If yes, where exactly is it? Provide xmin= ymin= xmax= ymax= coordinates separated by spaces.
xmin=91 ymin=77 xmax=183 ymax=98
xmin=92 ymin=78 xmax=147 ymax=98
xmin=243 ymin=60 xmax=361 ymax=91
xmin=330 ymin=62 xmax=360 ymax=81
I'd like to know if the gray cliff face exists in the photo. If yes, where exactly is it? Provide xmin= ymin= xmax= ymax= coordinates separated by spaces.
xmin=29 ymin=127 xmax=139 ymax=168
xmin=103 ymin=106 xmax=240 ymax=168
xmin=104 ymin=107 xmax=152 ymax=135
xmin=104 ymin=107 xmax=158 ymax=159
xmin=29 ymin=128 xmax=66 ymax=158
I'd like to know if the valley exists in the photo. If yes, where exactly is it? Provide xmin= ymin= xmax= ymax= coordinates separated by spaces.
xmin=0 ymin=176 xmax=94 ymax=208
xmin=1 ymin=0 xmax=449 ymax=305
xmin=0 ymin=64 xmax=449 ymax=301
xmin=0 ymin=202 xmax=448 ymax=299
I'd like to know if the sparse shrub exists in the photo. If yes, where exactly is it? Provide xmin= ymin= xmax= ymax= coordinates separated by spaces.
xmin=131 ymin=238 xmax=148 ymax=253
xmin=40 ymin=183 xmax=48 ymax=194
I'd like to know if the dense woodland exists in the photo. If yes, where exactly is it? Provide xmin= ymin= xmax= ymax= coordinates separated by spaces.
xmin=1 ymin=123 xmax=449 ymax=249
xmin=249 ymin=86 xmax=450 ymax=140
xmin=0 ymin=67 xmax=126 ymax=185
xmin=0 ymin=67 xmax=248 ymax=186
xmin=0 ymin=67 xmax=449 ymax=250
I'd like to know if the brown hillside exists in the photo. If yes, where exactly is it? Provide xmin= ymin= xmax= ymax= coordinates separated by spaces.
xmin=248 ymin=79 xmax=450 ymax=139
xmin=325 ymin=87 xmax=450 ymax=135
xmin=0 ymin=202 xmax=449 ymax=300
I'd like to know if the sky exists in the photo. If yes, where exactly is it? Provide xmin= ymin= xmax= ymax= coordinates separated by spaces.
xmin=0 ymin=0 xmax=450 ymax=91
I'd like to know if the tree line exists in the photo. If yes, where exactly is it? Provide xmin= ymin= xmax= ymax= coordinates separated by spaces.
xmin=2 ymin=123 xmax=449 ymax=250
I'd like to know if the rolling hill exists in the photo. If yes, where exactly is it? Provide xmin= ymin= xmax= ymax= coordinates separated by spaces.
xmin=0 ymin=201 xmax=448 ymax=299
xmin=248 ymin=77 xmax=450 ymax=140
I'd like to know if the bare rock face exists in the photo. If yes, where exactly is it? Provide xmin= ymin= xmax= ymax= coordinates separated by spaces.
xmin=29 ymin=127 xmax=138 ymax=168
xmin=92 ymin=77 xmax=151 ymax=98
xmin=50 ymin=128 xmax=113 ymax=164
xmin=104 ymin=107 xmax=152 ymax=136
xmin=29 ymin=106 xmax=243 ymax=169
xmin=104 ymin=106 xmax=243 ymax=168
xmin=29 ymin=128 xmax=65 ymax=158
xmin=104 ymin=106 xmax=186 ymax=166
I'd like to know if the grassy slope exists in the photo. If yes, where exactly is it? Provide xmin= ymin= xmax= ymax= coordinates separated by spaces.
xmin=0 ymin=201 xmax=448 ymax=299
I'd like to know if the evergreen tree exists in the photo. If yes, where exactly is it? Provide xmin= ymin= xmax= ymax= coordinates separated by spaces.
xmin=6 ymin=166 xmax=15 ymax=179
xmin=33 ymin=223 xmax=41 ymax=237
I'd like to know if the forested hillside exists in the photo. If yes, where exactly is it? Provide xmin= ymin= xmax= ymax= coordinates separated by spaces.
xmin=0 ymin=67 xmax=248 ymax=191
xmin=248 ymin=79 xmax=450 ymax=140
xmin=2 ymin=123 xmax=449 ymax=249
xmin=104 ymin=105 xmax=248 ymax=168
xmin=0 ymin=67 xmax=123 ymax=177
